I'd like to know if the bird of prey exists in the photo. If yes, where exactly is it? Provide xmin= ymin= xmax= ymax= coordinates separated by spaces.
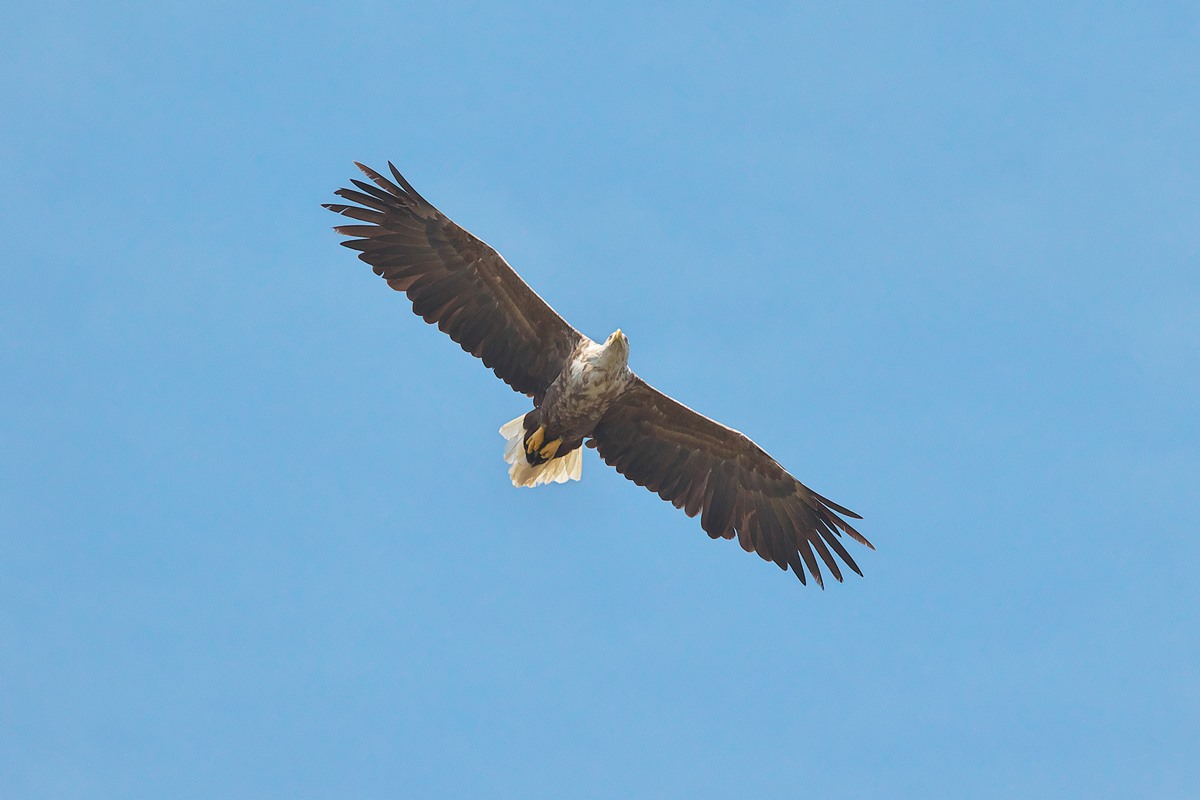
xmin=325 ymin=163 xmax=873 ymax=586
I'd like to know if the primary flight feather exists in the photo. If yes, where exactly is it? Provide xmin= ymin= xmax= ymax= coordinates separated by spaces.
xmin=325 ymin=162 xmax=872 ymax=586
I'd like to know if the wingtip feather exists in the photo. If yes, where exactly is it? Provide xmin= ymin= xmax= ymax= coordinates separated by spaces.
xmin=386 ymin=162 xmax=432 ymax=206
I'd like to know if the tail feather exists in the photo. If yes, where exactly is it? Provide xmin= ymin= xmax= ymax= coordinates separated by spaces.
xmin=499 ymin=415 xmax=583 ymax=488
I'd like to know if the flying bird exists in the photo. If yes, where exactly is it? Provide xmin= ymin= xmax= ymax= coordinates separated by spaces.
xmin=325 ymin=163 xmax=872 ymax=586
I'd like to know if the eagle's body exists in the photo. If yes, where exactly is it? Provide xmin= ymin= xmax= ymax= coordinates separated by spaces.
xmin=498 ymin=333 xmax=631 ymax=487
xmin=543 ymin=333 xmax=633 ymax=438
xmin=326 ymin=162 xmax=873 ymax=586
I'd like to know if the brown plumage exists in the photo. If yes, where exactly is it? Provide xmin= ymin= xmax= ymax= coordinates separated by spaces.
xmin=590 ymin=378 xmax=871 ymax=586
xmin=326 ymin=162 xmax=873 ymax=586
xmin=324 ymin=163 xmax=582 ymax=402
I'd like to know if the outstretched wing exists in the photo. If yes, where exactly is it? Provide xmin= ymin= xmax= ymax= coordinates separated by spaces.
xmin=591 ymin=377 xmax=872 ymax=586
xmin=325 ymin=163 xmax=583 ymax=400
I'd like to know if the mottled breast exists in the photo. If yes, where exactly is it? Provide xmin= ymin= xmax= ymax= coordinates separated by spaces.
xmin=542 ymin=340 xmax=631 ymax=435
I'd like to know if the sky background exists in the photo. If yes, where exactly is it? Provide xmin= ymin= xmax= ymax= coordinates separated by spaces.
xmin=2 ymin=2 xmax=1198 ymax=798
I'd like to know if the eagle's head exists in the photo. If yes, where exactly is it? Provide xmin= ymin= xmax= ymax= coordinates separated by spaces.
xmin=601 ymin=328 xmax=630 ymax=367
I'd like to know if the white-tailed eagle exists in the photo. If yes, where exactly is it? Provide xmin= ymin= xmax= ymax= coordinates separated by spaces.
xmin=325 ymin=163 xmax=872 ymax=586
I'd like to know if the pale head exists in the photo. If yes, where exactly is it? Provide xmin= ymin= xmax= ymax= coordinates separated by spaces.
xmin=601 ymin=328 xmax=630 ymax=367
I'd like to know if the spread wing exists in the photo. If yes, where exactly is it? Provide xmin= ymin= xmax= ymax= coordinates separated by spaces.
xmin=325 ymin=163 xmax=583 ymax=400
xmin=591 ymin=377 xmax=872 ymax=586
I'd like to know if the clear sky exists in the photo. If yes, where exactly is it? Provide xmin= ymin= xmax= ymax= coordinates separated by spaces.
xmin=2 ymin=2 xmax=1198 ymax=798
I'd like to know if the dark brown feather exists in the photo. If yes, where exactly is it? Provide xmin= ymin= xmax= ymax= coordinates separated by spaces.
xmin=326 ymin=163 xmax=583 ymax=400
xmin=591 ymin=377 xmax=871 ymax=586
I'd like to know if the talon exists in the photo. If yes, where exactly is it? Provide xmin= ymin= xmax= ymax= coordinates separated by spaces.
xmin=526 ymin=425 xmax=545 ymax=455
xmin=539 ymin=438 xmax=562 ymax=459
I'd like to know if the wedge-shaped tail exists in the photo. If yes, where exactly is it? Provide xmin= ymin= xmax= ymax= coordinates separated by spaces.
xmin=500 ymin=415 xmax=583 ymax=488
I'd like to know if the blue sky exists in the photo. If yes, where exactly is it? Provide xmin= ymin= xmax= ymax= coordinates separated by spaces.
xmin=2 ymin=2 xmax=1198 ymax=797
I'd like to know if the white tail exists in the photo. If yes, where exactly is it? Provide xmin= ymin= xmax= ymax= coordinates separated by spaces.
xmin=499 ymin=415 xmax=583 ymax=488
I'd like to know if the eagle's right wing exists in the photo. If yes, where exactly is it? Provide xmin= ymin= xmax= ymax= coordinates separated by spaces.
xmin=591 ymin=377 xmax=872 ymax=586
xmin=325 ymin=163 xmax=584 ymax=401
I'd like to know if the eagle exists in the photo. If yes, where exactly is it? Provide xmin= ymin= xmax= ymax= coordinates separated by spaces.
xmin=325 ymin=163 xmax=873 ymax=586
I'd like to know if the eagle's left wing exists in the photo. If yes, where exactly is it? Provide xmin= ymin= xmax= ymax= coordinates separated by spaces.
xmin=590 ymin=377 xmax=871 ymax=585
xmin=325 ymin=163 xmax=584 ymax=402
